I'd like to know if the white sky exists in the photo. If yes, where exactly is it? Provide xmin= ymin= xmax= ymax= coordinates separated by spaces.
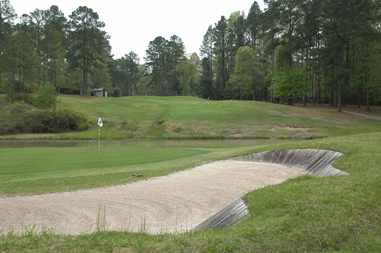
xmin=11 ymin=0 xmax=265 ymax=61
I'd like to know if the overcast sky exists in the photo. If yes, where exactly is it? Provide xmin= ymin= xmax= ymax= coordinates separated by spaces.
xmin=11 ymin=0 xmax=265 ymax=61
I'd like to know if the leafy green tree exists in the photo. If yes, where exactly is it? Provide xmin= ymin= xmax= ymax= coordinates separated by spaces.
xmin=28 ymin=9 xmax=45 ymax=82
xmin=4 ymin=16 xmax=39 ymax=101
xmin=226 ymin=12 xmax=246 ymax=77
xmin=68 ymin=6 xmax=110 ymax=96
xmin=0 ymin=0 xmax=16 ymax=49
xmin=0 ymin=0 xmax=16 ymax=91
xmin=272 ymin=68 xmax=307 ymax=105
xmin=228 ymin=46 xmax=264 ymax=99
xmin=200 ymin=26 xmax=215 ymax=98
xmin=200 ymin=57 xmax=214 ymax=99
xmin=320 ymin=0 xmax=378 ymax=111
xmin=112 ymin=52 xmax=140 ymax=96
xmin=273 ymin=43 xmax=292 ymax=71
xmin=145 ymin=35 xmax=185 ymax=95
xmin=213 ymin=16 xmax=228 ymax=99
xmin=167 ymin=35 xmax=185 ymax=94
xmin=145 ymin=36 xmax=169 ymax=95
xmin=247 ymin=1 xmax=262 ymax=47
xmin=200 ymin=26 xmax=214 ymax=64
xmin=23 ymin=6 xmax=68 ymax=90
xmin=177 ymin=54 xmax=200 ymax=96
xmin=41 ymin=6 xmax=67 ymax=90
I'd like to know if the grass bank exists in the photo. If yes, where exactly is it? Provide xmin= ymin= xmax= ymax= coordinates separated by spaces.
xmin=2 ymin=96 xmax=381 ymax=140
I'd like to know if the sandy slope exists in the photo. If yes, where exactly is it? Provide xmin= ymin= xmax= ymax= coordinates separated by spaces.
xmin=0 ymin=161 xmax=305 ymax=235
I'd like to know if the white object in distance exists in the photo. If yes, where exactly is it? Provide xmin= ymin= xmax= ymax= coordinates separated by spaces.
xmin=97 ymin=117 xmax=104 ymax=128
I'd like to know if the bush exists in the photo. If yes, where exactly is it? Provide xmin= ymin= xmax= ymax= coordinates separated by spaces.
xmin=0 ymin=103 xmax=89 ymax=135
xmin=28 ymin=86 xmax=57 ymax=110
xmin=46 ymin=110 xmax=89 ymax=132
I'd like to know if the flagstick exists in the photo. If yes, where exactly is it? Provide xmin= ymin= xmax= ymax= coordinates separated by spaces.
xmin=97 ymin=117 xmax=103 ymax=152
xmin=98 ymin=127 xmax=101 ymax=152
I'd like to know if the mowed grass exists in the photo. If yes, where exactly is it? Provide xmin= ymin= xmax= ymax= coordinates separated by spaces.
xmin=1 ymin=132 xmax=381 ymax=252
xmin=0 ymin=139 xmax=275 ymax=196
xmin=2 ymin=95 xmax=380 ymax=140
xmin=1 ymin=96 xmax=381 ymax=252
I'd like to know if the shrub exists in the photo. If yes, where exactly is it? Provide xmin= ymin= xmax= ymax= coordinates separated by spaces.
xmin=0 ymin=103 xmax=89 ymax=135
xmin=47 ymin=110 xmax=89 ymax=132
xmin=28 ymin=86 xmax=57 ymax=110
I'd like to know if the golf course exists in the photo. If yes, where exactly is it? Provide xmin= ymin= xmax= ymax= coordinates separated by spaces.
xmin=1 ymin=96 xmax=381 ymax=252
xmin=1 ymin=0 xmax=381 ymax=251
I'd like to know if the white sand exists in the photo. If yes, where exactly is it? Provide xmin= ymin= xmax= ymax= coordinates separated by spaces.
xmin=0 ymin=161 xmax=305 ymax=235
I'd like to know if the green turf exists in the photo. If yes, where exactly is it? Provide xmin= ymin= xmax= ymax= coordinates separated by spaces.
xmin=1 ymin=96 xmax=381 ymax=252
xmin=0 ymin=139 xmax=276 ymax=196
xmin=2 ymin=95 xmax=381 ymax=140
xmin=1 ymin=132 xmax=381 ymax=252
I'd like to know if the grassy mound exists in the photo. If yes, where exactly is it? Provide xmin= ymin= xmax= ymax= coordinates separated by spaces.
xmin=51 ymin=96 xmax=381 ymax=140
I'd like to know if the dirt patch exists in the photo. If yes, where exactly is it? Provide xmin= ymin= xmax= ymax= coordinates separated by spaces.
xmin=0 ymin=161 xmax=305 ymax=235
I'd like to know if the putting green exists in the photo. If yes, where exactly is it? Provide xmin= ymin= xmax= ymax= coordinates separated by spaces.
xmin=0 ymin=140 xmax=271 ymax=196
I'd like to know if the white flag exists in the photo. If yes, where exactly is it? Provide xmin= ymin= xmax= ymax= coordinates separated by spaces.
xmin=97 ymin=117 xmax=104 ymax=128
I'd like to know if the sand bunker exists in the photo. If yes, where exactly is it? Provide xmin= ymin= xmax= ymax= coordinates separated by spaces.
xmin=0 ymin=161 xmax=304 ymax=235
xmin=238 ymin=149 xmax=347 ymax=176
xmin=0 ymin=149 xmax=347 ymax=235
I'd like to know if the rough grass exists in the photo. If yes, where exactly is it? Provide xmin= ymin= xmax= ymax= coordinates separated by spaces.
xmin=2 ymin=95 xmax=381 ymax=140
xmin=1 ymin=132 xmax=381 ymax=252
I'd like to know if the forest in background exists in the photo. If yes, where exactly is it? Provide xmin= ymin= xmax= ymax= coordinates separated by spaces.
xmin=0 ymin=0 xmax=380 ymax=111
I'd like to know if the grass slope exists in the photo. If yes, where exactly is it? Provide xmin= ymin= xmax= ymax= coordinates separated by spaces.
xmin=1 ymin=132 xmax=381 ymax=252
xmin=3 ymin=95 xmax=381 ymax=140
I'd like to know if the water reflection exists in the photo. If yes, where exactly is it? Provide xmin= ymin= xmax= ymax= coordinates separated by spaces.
xmin=0 ymin=138 xmax=278 ymax=149
xmin=0 ymin=141 xmax=87 ymax=148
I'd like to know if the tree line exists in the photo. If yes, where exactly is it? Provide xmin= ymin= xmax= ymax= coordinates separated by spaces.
xmin=1 ymin=0 xmax=381 ymax=110
xmin=0 ymin=0 xmax=200 ymax=99
xmin=0 ymin=1 xmax=113 ymax=99
xmin=200 ymin=0 xmax=381 ymax=111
